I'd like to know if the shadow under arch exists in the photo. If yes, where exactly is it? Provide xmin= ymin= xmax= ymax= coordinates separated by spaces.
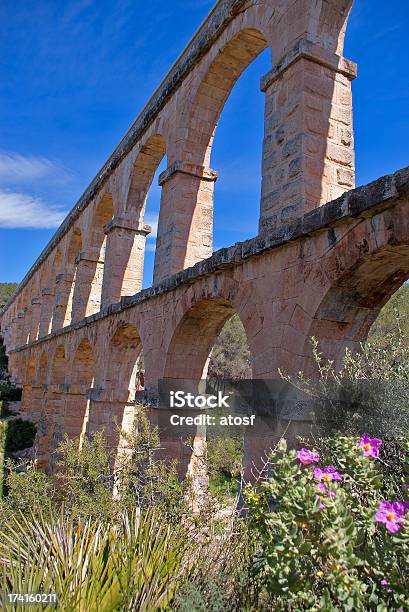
xmin=74 ymin=194 xmax=114 ymax=320
xmin=64 ymin=337 xmax=95 ymax=444
xmin=164 ymin=297 xmax=253 ymax=380
xmin=21 ymin=352 xmax=36 ymax=414
xmin=87 ymin=322 xmax=144 ymax=461
xmin=307 ymin=242 xmax=409 ymax=372
xmin=29 ymin=350 xmax=48 ymax=425
xmin=37 ymin=344 xmax=67 ymax=471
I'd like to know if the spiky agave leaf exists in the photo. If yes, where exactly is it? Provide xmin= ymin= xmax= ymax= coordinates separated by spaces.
xmin=0 ymin=507 xmax=189 ymax=611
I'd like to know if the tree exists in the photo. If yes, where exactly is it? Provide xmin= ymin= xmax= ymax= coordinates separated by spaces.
xmin=0 ymin=283 xmax=18 ymax=311
xmin=208 ymin=315 xmax=251 ymax=380
xmin=368 ymin=283 xmax=409 ymax=344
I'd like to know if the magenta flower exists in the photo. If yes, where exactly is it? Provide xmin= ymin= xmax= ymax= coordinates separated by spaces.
xmin=314 ymin=466 xmax=343 ymax=482
xmin=297 ymin=448 xmax=320 ymax=464
xmin=315 ymin=483 xmax=336 ymax=509
xmin=375 ymin=501 xmax=408 ymax=533
xmin=359 ymin=434 xmax=382 ymax=458
xmin=380 ymin=578 xmax=393 ymax=593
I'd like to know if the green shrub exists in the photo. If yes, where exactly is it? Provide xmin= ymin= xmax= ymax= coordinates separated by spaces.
xmin=0 ymin=382 xmax=22 ymax=402
xmin=4 ymin=419 xmax=36 ymax=453
xmin=0 ymin=465 xmax=55 ymax=523
xmin=281 ymin=336 xmax=409 ymax=439
xmin=0 ymin=421 xmax=6 ymax=498
xmin=207 ymin=436 xmax=242 ymax=503
xmin=244 ymin=437 xmax=409 ymax=611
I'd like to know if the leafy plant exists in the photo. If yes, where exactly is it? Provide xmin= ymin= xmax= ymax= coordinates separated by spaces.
xmin=244 ymin=437 xmax=409 ymax=611
xmin=281 ymin=336 xmax=409 ymax=439
xmin=5 ymin=419 xmax=36 ymax=453
xmin=0 ymin=382 xmax=22 ymax=402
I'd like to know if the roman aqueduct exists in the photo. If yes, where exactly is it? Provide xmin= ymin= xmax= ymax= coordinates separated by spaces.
xmin=1 ymin=0 xmax=408 ymax=470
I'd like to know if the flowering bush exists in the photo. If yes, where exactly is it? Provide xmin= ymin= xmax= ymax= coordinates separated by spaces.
xmin=244 ymin=436 xmax=409 ymax=611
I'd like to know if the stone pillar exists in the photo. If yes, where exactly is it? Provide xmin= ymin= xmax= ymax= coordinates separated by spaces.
xmin=24 ymin=307 xmax=32 ymax=345
xmin=17 ymin=311 xmax=26 ymax=346
xmin=71 ymin=250 xmax=105 ymax=322
xmin=39 ymin=287 xmax=55 ymax=338
xmin=101 ymin=216 xmax=151 ymax=308
xmin=52 ymin=272 xmax=75 ymax=331
xmin=153 ymin=161 xmax=217 ymax=284
xmin=36 ymin=384 xmax=67 ymax=472
xmin=11 ymin=317 xmax=19 ymax=352
xmin=259 ymin=38 xmax=357 ymax=232
xmin=63 ymin=385 xmax=91 ymax=443
xmin=31 ymin=383 xmax=47 ymax=424
xmin=29 ymin=297 xmax=41 ymax=343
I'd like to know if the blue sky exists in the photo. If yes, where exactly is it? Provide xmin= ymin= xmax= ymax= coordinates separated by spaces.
xmin=0 ymin=0 xmax=408 ymax=286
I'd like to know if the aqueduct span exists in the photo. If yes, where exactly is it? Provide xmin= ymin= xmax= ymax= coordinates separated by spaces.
xmin=1 ymin=0 xmax=409 ymax=470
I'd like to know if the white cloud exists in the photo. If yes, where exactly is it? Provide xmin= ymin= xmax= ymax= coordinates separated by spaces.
xmin=0 ymin=152 xmax=71 ymax=184
xmin=0 ymin=191 xmax=67 ymax=229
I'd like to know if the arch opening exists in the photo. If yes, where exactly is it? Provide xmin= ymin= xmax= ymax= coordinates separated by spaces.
xmin=309 ymin=243 xmax=409 ymax=369
xmin=76 ymin=194 xmax=115 ymax=318
xmin=127 ymin=135 xmax=167 ymax=290
xmin=184 ymin=28 xmax=269 ymax=167
xmin=154 ymin=29 xmax=270 ymax=283
xmin=89 ymin=323 xmax=144 ymax=456
xmin=62 ymin=228 xmax=82 ymax=327
xmin=107 ymin=323 xmax=144 ymax=398
xmin=65 ymin=338 xmax=95 ymax=443
xmin=164 ymin=298 xmax=253 ymax=380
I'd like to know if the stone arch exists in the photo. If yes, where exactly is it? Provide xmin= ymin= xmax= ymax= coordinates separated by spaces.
xmin=52 ymin=345 xmax=67 ymax=385
xmin=71 ymin=337 xmax=95 ymax=387
xmin=64 ymin=337 xmax=95 ymax=442
xmin=63 ymin=227 xmax=83 ymax=327
xmin=106 ymin=323 xmax=143 ymax=398
xmin=90 ymin=193 xmax=114 ymax=259
xmin=101 ymin=136 xmax=167 ymax=306
xmin=126 ymin=133 xmax=167 ymax=222
xmin=313 ymin=0 xmax=354 ymax=54
xmin=183 ymin=28 xmax=269 ymax=167
xmin=21 ymin=352 xmax=36 ymax=414
xmin=306 ymin=215 xmax=409 ymax=370
xmin=43 ymin=248 xmax=62 ymax=336
xmin=28 ymin=350 xmax=48 ymax=423
xmin=87 ymin=322 xmax=143 ymax=457
xmin=153 ymin=28 xmax=269 ymax=283
xmin=164 ymin=297 xmax=252 ymax=380
xmin=38 ymin=351 xmax=48 ymax=385
xmin=37 ymin=344 xmax=67 ymax=471
xmin=72 ymin=194 xmax=115 ymax=320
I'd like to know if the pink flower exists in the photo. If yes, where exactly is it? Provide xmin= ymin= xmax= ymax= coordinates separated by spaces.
xmin=315 ymin=483 xmax=336 ymax=509
xmin=381 ymin=578 xmax=393 ymax=593
xmin=314 ymin=466 xmax=343 ymax=483
xmin=359 ymin=434 xmax=382 ymax=458
xmin=297 ymin=448 xmax=320 ymax=464
xmin=375 ymin=501 xmax=408 ymax=533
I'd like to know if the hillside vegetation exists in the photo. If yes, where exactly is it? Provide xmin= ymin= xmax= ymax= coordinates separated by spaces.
xmin=0 ymin=283 xmax=18 ymax=310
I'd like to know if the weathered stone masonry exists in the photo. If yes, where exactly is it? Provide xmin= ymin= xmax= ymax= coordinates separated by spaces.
xmin=1 ymin=0 xmax=408 ymax=470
